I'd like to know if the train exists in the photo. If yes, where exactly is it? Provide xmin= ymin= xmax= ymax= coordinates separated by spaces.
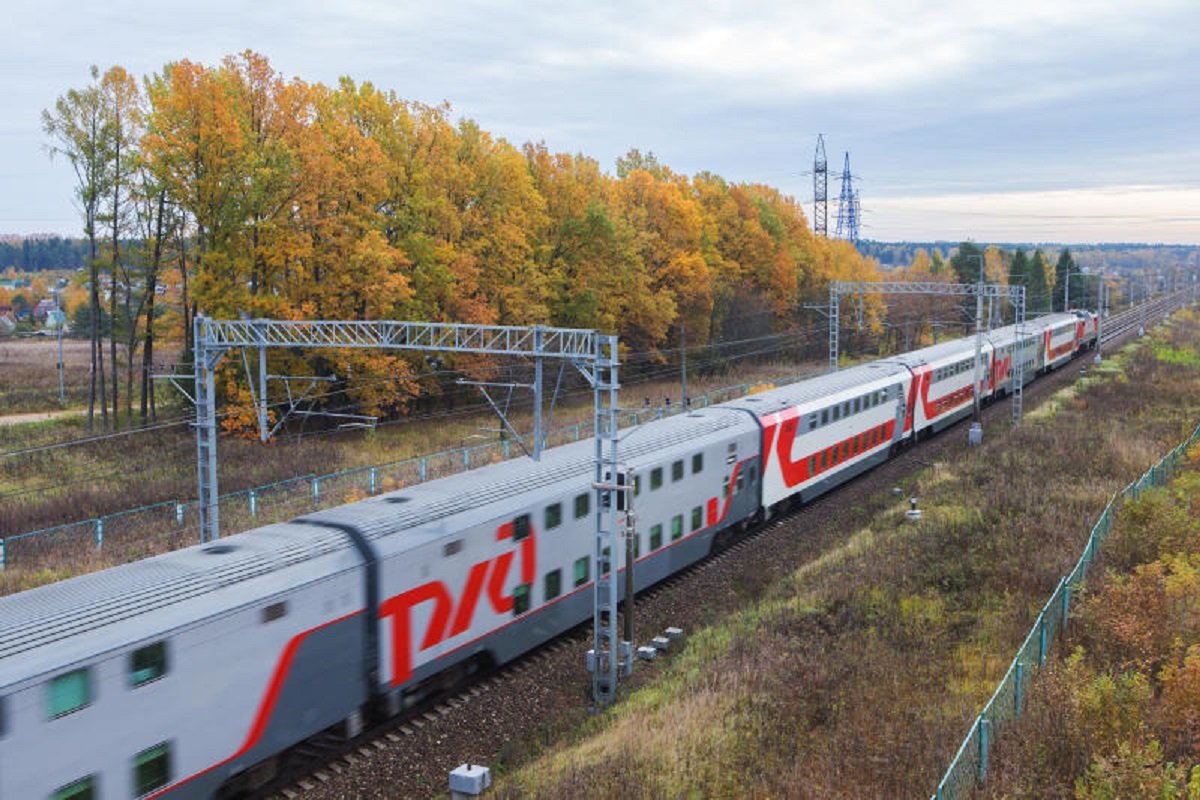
xmin=0 ymin=310 xmax=1098 ymax=799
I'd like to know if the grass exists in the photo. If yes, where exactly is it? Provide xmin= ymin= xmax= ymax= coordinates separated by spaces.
xmin=491 ymin=312 xmax=1200 ymax=799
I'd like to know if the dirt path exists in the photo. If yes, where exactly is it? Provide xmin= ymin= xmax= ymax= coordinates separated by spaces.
xmin=0 ymin=409 xmax=80 ymax=427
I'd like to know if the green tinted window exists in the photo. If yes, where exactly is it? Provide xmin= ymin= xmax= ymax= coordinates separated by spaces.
xmin=131 ymin=641 xmax=168 ymax=687
xmin=544 ymin=503 xmax=562 ymax=531
xmin=671 ymin=460 xmax=684 ymax=482
xmin=513 ymin=514 xmax=531 ymax=540
xmin=671 ymin=514 xmax=684 ymax=540
xmin=650 ymin=467 xmax=663 ymax=490
xmin=649 ymin=524 xmax=663 ymax=550
xmin=691 ymin=506 xmax=703 ymax=531
xmin=573 ymin=556 xmax=589 ymax=587
xmin=513 ymin=583 xmax=531 ymax=615
xmin=574 ymin=493 xmax=589 ymax=519
xmin=134 ymin=742 xmax=171 ymax=796
xmin=692 ymin=453 xmax=703 ymax=474
xmin=47 ymin=669 xmax=90 ymax=719
xmin=52 ymin=776 xmax=95 ymax=800
xmin=545 ymin=569 xmax=562 ymax=601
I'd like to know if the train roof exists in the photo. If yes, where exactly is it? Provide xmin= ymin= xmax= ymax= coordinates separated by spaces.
xmin=0 ymin=521 xmax=362 ymax=687
xmin=722 ymin=361 xmax=908 ymax=418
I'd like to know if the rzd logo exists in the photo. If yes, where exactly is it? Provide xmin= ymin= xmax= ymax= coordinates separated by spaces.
xmin=380 ymin=521 xmax=536 ymax=685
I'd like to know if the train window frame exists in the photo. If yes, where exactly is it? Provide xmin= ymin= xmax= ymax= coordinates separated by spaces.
xmin=809 ymin=454 xmax=817 ymax=475
xmin=853 ymin=397 xmax=860 ymax=414
xmin=134 ymin=741 xmax=172 ymax=797
xmin=573 ymin=557 xmax=589 ymax=587
xmin=513 ymin=583 xmax=531 ymax=615
xmin=691 ymin=506 xmax=703 ymax=532
xmin=692 ymin=453 xmax=703 ymax=474
xmin=650 ymin=524 xmax=663 ymax=550
xmin=832 ymin=405 xmax=840 ymax=421
xmin=821 ymin=408 xmax=829 ymax=425
xmin=722 ymin=476 xmax=731 ymax=498
xmin=545 ymin=503 xmax=562 ymax=531
xmin=671 ymin=514 xmax=684 ymax=541
xmin=262 ymin=601 xmax=288 ymax=624
xmin=443 ymin=539 xmax=463 ymax=557
xmin=736 ymin=471 xmax=745 ymax=492
xmin=130 ymin=641 xmax=168 ymax=688
xmin=544 ymin=569 xmax=562 ymax=602
xmin=808 ymin=414 xmax=818 ymax=431
xmin=52 ymin=775 xmax=96 ymax=800
xmin=513 ymin=513 xmax=531 ymax=541
xmin=671 ymin=459 xmax=684 ymax=482
xmin=47 ymin=668 xmax=91 ymax=720
xmin=843 ymin=401 xmax=850 ymax=417
xmin=650 ymin=467 xmax=663 ymax=490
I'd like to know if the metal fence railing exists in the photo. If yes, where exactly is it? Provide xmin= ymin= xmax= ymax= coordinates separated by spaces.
xmin=931 ymin=416 xmax=1200 ymax=799
xmin=0 ymin=373 xmax=797 ymax=572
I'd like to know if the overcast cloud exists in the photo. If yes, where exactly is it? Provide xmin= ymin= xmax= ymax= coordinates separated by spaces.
xmin=1 ymin=0 xmax=1197 ymax=242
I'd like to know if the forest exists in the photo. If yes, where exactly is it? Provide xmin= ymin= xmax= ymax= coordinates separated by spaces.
xmin=39 ymin=51 xmax=878 ymax=432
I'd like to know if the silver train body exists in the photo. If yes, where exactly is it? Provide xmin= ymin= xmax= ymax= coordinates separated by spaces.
xmin=0 ymin=312 xmax=1095 ymax=799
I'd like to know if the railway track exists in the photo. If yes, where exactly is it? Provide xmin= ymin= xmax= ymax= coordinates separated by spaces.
xmin=262 ymin=295 xmax=1192 ymax=799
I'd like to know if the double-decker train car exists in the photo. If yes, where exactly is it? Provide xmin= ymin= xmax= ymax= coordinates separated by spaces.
xmin=0 ymin=312 xmax=1098 ymax=799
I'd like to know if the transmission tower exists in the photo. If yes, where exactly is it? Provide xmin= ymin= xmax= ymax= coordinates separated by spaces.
xmin=835 ymin=151 xmax=854 ymax=241
xmin=849 ymin=188 xmax=861 ymax=243
xmin=813 ymin=134 xmax=828 ymax=237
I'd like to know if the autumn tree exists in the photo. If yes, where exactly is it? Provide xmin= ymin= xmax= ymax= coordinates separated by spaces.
xmin=43 ymin=66 xmax=111 ymax=430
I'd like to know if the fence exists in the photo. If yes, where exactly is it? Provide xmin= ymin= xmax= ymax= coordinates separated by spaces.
xmin=931 ymin=417 xmax=1200 ymax=799
xmin=0 ymin=374 xmax=791 ymax=573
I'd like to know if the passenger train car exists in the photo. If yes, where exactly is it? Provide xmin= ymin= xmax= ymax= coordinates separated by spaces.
xmin=0 ymin=312 xmax=1099 ymax=799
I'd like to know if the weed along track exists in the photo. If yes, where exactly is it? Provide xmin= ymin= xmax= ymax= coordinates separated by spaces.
xmin=275 ymin=324 xmax=1158 ymax=800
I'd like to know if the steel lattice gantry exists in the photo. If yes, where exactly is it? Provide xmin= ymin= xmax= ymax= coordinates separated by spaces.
xmin=828 ymin=281 xmax=1028 ymax=424
xmin=191 ymin=315 xmax=627 ymax=705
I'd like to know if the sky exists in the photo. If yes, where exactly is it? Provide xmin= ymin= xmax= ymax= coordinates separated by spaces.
xmin=2 ymin=0 xmax=1198 ymax=244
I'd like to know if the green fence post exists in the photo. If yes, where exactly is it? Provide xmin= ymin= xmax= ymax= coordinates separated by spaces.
xmin=978 ymin=716 xmax=990 ymax=782
xmin=1038 ymin=614 xmax=1048 ymax=666
xmin=95 ymin=518 xmax=104 ymax=549
xmin=1061 ymin=584 xmax=1071 ymax=632
xmin=1015 ymin=662 xmax=1025 ymax=718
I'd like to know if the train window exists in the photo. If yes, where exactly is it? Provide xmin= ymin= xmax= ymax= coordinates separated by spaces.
xmin=809 ymin=455 xmax=817 ymax=475
xmin=809 ymin=414 xmax=818 ymax=431
xmin=672 ymin=460 xmax=684 ymax=482
xmin=722 ymin=476 xmax=731 ymax=498
xmin=545 ymin=503 xmax=562 ymax=531
xmin=748 ymin=464 xmax=757 ymax=484
xmin=573 ymin=557 xmax=589 ymax=587
xmin=574 ymin=493 xmax=589 ymax=519
xmin=843 ymin=401 xmax=850 ymax=417
xmin=513 ymin=583 xmax=531 ymax=615
xmin=544 ymin=569 xmax=562 ymax=602
xmin=692 ymin=453 xmax=703 ymax=474
xmin=650 ymin=467 xmax=663 ymax=490
xmin=133 ymin=741 xmax=171 ymax=796
xmin=691 ymin=506 xmax=703 ymax=532
xmin=671 ymin=514 xmax=684 ymax=540
xmin=853 ymin=397 xmax=860 ymax=414
xmin=47 ymin=668 xmax=90 ymax=719
xmin=633 ymin=476 xmax=641 ymax=497
xmin=443 ymin=539 xmax=464 ymax=557
xmin=262 ymin=602 xmax=288 ymax=624
xmin=819 ymin=451 xmax=827 ymax=471
xmin=736 ymin=471 xmax=745 ymax=493
xmin=821 ymin=408 xmax=829 ymax=425
xmin=130 ymin=641 xmax=168 ymax=687
xmin=832 ymin=405 xmax=840 ymax=421
xmin=513 ymin=513 xmax=531 ymax=541
xmin=650 ymin=524 xmax=663 ymax=550
xmin=51 ymin=776 xmax=96 ymax=800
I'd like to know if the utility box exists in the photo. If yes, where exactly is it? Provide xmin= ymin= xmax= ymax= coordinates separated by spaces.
xmin=450 ymin=764 xmax=491 ymax=798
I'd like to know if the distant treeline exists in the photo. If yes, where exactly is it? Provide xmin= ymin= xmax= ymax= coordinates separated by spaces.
xmin=0 ymin=237 xmax=88 ymax=271
xmin=860 ymin=240 xmax=1200 ymax=274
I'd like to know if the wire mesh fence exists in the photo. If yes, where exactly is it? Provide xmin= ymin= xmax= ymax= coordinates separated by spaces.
xmin=932 ymin=420 xmax=1200 ymax=799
